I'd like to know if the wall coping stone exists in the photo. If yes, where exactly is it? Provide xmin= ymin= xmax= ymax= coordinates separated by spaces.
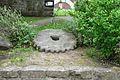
xmin=0 ymin=65 xmax=119 ymax=80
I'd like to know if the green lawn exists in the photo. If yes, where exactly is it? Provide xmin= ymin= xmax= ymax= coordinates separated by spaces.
xmin=32 ymin=21 xmax=66 ymax=35
xmin=22 ymin=16 xmax=51 ymax=24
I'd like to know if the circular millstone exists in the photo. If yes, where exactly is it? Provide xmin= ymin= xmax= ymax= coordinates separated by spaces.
xmin=33 ymin=29 xmax=77 ymax=53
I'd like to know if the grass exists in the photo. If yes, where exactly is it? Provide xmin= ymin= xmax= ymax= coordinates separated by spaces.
xmin=22 ymin=16 xmax=51 ymax=24
xmin=32 ymin=21 xmax=66 ymax=35
xmin=9 ymin=47 xmax=33 ymax=63
xmin=54 ymin=8 xmax=74 ymax=16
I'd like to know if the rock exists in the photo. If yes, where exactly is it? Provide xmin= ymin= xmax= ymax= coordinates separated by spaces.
xmin=0 ymin=36 xmax=12 ymax=50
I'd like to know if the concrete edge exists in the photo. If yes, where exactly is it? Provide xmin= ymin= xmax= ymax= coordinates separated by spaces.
xmin=0 ymin=65 xmax=120 ymax=79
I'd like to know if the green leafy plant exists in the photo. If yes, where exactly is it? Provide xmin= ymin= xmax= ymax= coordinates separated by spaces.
xmin=54 ymin=8 xmax=74 ymax=16
xmin=67 ymin=0 xmax=120 ymax=64
xmin=10 ymin=22 xmax=34 ymax=47
xmin=0 ymin=6 xmax=34 ymax=47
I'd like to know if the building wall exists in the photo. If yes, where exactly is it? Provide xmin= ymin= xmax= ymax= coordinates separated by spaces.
xmin=0 ymin=0 xmax=54 ymax=16
xmin=55 ymin=2 xmax=71 ymax=9
xmin=54 ymin=0 xmax=74 ymax=9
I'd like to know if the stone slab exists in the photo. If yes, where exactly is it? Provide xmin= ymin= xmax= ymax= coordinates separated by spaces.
xmin=0 ymin=65 xmax=119 ymax=80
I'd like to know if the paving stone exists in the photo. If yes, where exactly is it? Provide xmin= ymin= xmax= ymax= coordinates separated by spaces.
xmin=22 ymin=78 xmax=72 ymax=80
xmin=1 ymin=71 xmax=20 ymax=78
xmin=1 ymin=66 xmax=21 ymax=78
xmin=5 ymin=78 xmax=21 ymax=80
xmin=0 ymin=78 xmax=6 ymax=80
xmin=0 ymin=66 xmax=119 ymax=80
xmin=46 ymin=66 xmax=70 ymax=78
xmin=21 ymin=65 xmax=47 ymax=78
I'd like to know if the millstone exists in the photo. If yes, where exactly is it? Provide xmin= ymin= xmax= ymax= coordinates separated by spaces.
xmin=33 ymin=29 xmax=77 ymax=53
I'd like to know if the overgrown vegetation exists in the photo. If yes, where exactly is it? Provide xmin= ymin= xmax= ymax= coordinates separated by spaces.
xmin=66 ymin=0 xmax=120 ymax=65
xmin=0 ymin=7 xmax=34 ymax=47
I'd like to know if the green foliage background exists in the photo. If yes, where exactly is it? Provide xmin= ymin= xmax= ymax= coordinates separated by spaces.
xmin=0 ymin=7 xmax=34 ymax=47
xmin=68 ymin=0 xmax=120 ymax=63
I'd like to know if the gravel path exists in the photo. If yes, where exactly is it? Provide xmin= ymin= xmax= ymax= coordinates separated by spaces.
xmin=31 ymin=16 xmax=73 ymax=26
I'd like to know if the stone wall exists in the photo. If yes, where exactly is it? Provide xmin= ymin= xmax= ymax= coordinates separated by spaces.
xmin=0 ymin=65 xmax=120 ymax=80
xmin=0 ymin=0 xmax=54 ymax=16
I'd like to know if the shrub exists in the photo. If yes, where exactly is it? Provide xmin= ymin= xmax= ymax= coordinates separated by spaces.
xmin=54 ymin=8 xmax=74 ymax=16
xmin=0 ymin=6 xmax=34 ymax=47
xmin=67 ymin=0 xmax=120 ymax=63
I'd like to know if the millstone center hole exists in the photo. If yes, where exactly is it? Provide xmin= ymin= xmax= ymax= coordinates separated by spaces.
xmin=50 ymin=35 xmax=59 ymax=41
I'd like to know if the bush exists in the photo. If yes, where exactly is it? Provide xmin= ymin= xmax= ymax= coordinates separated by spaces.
xmin=0 ymin=6 xmax=34 ymax=47
xmin=67 ymin=0 xmax=120 ymax=63
xmin=54 ymin=8 xmax=74 ymax=16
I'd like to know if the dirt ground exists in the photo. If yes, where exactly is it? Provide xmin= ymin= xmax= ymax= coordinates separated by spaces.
xmin=0 ymin=47 xmax=113 ymax=68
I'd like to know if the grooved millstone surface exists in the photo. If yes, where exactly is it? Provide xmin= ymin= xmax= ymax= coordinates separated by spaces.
xmin=33 ymin=29 xmax=77 ymax=52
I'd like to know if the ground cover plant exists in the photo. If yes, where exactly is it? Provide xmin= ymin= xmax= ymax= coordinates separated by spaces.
xmin=66 ymin=0 xmax=120 ymax=65
xmin=0 ymin=6 xmax=34 ymax=47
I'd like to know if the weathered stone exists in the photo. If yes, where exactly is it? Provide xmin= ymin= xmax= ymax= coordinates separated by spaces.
xmin=1 ymin=66 xmax=21 ymax=78
xmin=21 ymin=65 xmax=47 ymax=78
xmin=0 ymin=66 xmax=119 ymax=80
xmin=1 ymin=71 xmax=20 ymax=78
xmin=0 ymin=78 xmax=6 ymax=80
xmin=0 ymin=0 xmax=54 ymax=16
xmin=21 ymin=71 xmax=46 ymax=78
xmin=5 ymin=78 xmax=21 ymax=80
xmin=46 ymin=66 xmax=70 ymax=78
xmin=33 ymin=29 xmax=77 ymax=53
xmin=73 ymin=67 xmax=117 ymax=80
xmin=22 ymin=78 xmax=68 ymax=80
xmin=0 ymin=36 xmax=12 ymax=50
xmin=116 ymin=72 xmax=120 ymax=80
